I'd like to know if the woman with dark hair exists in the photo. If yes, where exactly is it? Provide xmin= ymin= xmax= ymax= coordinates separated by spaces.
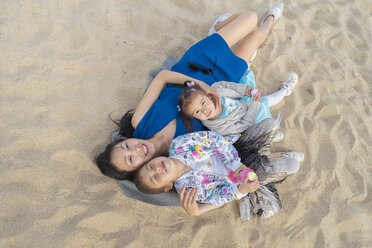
xmin=95 ymin=5 xmax=285 ymax=180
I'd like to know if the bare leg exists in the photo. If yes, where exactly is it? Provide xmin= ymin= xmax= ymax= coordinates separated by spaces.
xmin=213 ymin=13 xmax=240 ymax=31
xmin=216 ymin=11 xmax=258 ymax=48
xmin=233 ymin=15 xmax=275 ymax=64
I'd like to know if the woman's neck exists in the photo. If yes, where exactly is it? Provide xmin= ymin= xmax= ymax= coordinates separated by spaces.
xmin=148 ymin=120 xmax=177 ymax=156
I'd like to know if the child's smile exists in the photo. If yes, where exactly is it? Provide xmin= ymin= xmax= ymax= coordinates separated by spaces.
xmin=186 ymin=94 xmax=222 ymax=120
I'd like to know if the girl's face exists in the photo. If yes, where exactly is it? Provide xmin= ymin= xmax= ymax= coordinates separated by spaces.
xmin=185 ymin=93 xmax=219 ymax=120
xmin=110 ymin=138 xmax=155 ymax=172
xmin=137 ymin=156 xmax=178 ymax=190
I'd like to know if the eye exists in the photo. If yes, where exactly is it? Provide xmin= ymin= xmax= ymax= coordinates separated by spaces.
xmin=195 ymin=110 xmax=199 ymax=115
xmin=129 ymin=156 xmax=133 ymax=164
xmin=126 ymin=143 xmax=129 ymax=149
xmin=202 ymin=101 xmax=205 ymax=106
xmin=154 ymin=175 xmax=158 ymax=182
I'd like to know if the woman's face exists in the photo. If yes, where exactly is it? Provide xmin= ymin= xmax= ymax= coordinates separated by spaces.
xmin=110 ymin=138 xmax=155 ymax=172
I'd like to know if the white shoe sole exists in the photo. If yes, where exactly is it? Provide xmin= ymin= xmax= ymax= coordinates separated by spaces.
xmin=259 ymin=3 xmax=284 ymax=26
xmin=208 ymin=13 xmax=232 ymax=36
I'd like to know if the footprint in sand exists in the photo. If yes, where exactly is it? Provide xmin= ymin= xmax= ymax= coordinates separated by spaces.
xmin=326 ymin=33 xmax=367 ymax=66
xmin=314 ymin=9 xmax=341 ymax=27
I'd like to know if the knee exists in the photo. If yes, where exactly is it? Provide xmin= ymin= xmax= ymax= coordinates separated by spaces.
xmin=241 ymin=10 xmax=258 ymax=27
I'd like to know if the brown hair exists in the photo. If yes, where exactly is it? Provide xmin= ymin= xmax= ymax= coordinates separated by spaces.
xmin=178 ymin=81 xmax=207 ymax=133
xmin=133 ymin=172 xmax=168 ymax=194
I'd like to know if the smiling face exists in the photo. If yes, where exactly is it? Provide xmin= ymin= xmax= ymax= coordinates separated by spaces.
xmin=184 ymin=93 xmax=218 ymax=120
xmin=110 ymin=138 xmax=155 ymax=172
xmin=137 ymin=156 xmax=179 ymax=192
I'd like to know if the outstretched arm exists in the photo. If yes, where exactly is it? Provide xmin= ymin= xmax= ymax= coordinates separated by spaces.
xmin=179 ymin=185 xmax=221 ymax=216
xmin=178 ymin=177 xmax=259 ymax=216
xmin=131 ymin=70 xmax=219 ymax=129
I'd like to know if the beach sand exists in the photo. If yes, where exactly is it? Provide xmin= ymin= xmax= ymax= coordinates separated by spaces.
xmin=0 ymin=0 xmax=371 ymax=247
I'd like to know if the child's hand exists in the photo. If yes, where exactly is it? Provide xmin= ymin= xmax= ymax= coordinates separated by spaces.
xmin=179 ymin=185 xmax=199 ymax=216
xmin=238 ymin=176 xmax=260 ymax=194
xmin=252 ymin=89 xmax=262 ymax=102
xmin=233 ymin=164 xmax=248 ymax=179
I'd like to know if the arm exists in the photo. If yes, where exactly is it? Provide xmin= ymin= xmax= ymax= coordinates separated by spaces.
xmin=176 ymin=171 xmax=247 ymax=206
xmin=195 ymin=172 xmax=259 ymax=207
xmin=179 ymin=186 xmax=221 ymax=216
xmin=180 ymin=179 xmax=259 ymax=216
xmin=131 ymin=70 xmax=219 ymax=128
xmin=212 ymin=81 xmax=249 ymax=97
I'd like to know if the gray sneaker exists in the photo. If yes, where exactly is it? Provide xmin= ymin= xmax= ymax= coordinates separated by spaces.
xmin=280 ymin=151 xmax=304 ymax=162
xmin=280 ymin=72 xmax=299 ymax=96
xmin=272 ymin=131 xmax=284 ymax=143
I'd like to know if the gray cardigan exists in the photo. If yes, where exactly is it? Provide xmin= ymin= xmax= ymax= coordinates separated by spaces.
xmin=202 ymin=81 xmax=262 ymax=136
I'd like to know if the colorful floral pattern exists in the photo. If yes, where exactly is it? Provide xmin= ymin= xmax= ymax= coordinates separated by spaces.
xmin=170 ymin=131 xmax=245 ymax=206
xmin=174 ymin=170 xmax=240 ymax=206
xmin=169 ymin=131 xmax=241 ymax=170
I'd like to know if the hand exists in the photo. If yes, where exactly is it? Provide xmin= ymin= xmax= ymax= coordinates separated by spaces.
xmin=238 ymin=176 xmax=260 ymax=194
xmin=198 ymin=83 xmax=221 ymax=108
xmin=252 ymin=89 xmax=262 ymax=102
xmin=244 ymin=86 xmax=254 ymax=96
xmin=233 ymin=164 xmax=248 ymax=179
xmin=179 ymin=185 xmax=199 ymax=216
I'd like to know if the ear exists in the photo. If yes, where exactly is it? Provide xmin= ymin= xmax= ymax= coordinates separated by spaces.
xmin=164 ymin=182 xmax=174 ymax=192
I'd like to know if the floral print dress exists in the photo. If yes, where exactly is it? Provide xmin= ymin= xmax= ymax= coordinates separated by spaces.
xmin=170 ymin=131 xmax=247 ymax=206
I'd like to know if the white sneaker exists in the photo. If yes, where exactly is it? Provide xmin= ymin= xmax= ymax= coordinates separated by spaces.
xmin=208 ymin=13 xmax=232 ymax=36
xmin=259 ymin=3 xmax=284 ymax=26
xmin=280 ymin=72 xmax=299 ymax=96
xmin=272 ymin=131 xmax=284 ymax=143
xmin=280 ymin=151 xmax=304 ymax=163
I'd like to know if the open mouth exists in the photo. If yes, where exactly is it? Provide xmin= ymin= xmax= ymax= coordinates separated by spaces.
xmin=142 ymin=144 xmax=148 ymax=156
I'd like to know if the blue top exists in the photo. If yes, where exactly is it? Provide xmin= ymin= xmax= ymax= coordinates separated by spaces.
xmin=217 ymin=96 xmax=243 ymax=119
xmin=133 ymin=33 xmax=248 ymax=139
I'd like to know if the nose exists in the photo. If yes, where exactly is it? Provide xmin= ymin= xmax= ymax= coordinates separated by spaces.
xmin=155 ymin=163 xmax=162 ymax=173
xmin=135 ymin=144 xmax=143 ymax=156
xmin=203 ymin=107 xmax=208 ymax=115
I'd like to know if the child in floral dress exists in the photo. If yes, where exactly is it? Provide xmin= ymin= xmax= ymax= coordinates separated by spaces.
xmin=134 ymin=131 xmax=303 ymax=216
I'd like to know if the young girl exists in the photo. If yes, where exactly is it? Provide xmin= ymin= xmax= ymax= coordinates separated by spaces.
xmin=178 ymin=70 xmax=299 ymax=136
xmin=134 ymin=130 xmax=304 ymax=217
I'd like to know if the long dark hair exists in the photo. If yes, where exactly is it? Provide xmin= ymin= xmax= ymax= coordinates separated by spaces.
xmin=95 ymin=138 xmax=136 ymax=180
xmin=178 ymin=82 xmax=206 ymax=133
xmin=109 ymin=109 xmax=135 ymax=138
xmin=95 ymin=109 xmax=135 ymax=180
xmin=133 ymin=174 xmax=167 ymax=194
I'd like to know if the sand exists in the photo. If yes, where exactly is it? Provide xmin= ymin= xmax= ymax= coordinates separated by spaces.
xmin=0 ymin=0 xmax=371 ymax=247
